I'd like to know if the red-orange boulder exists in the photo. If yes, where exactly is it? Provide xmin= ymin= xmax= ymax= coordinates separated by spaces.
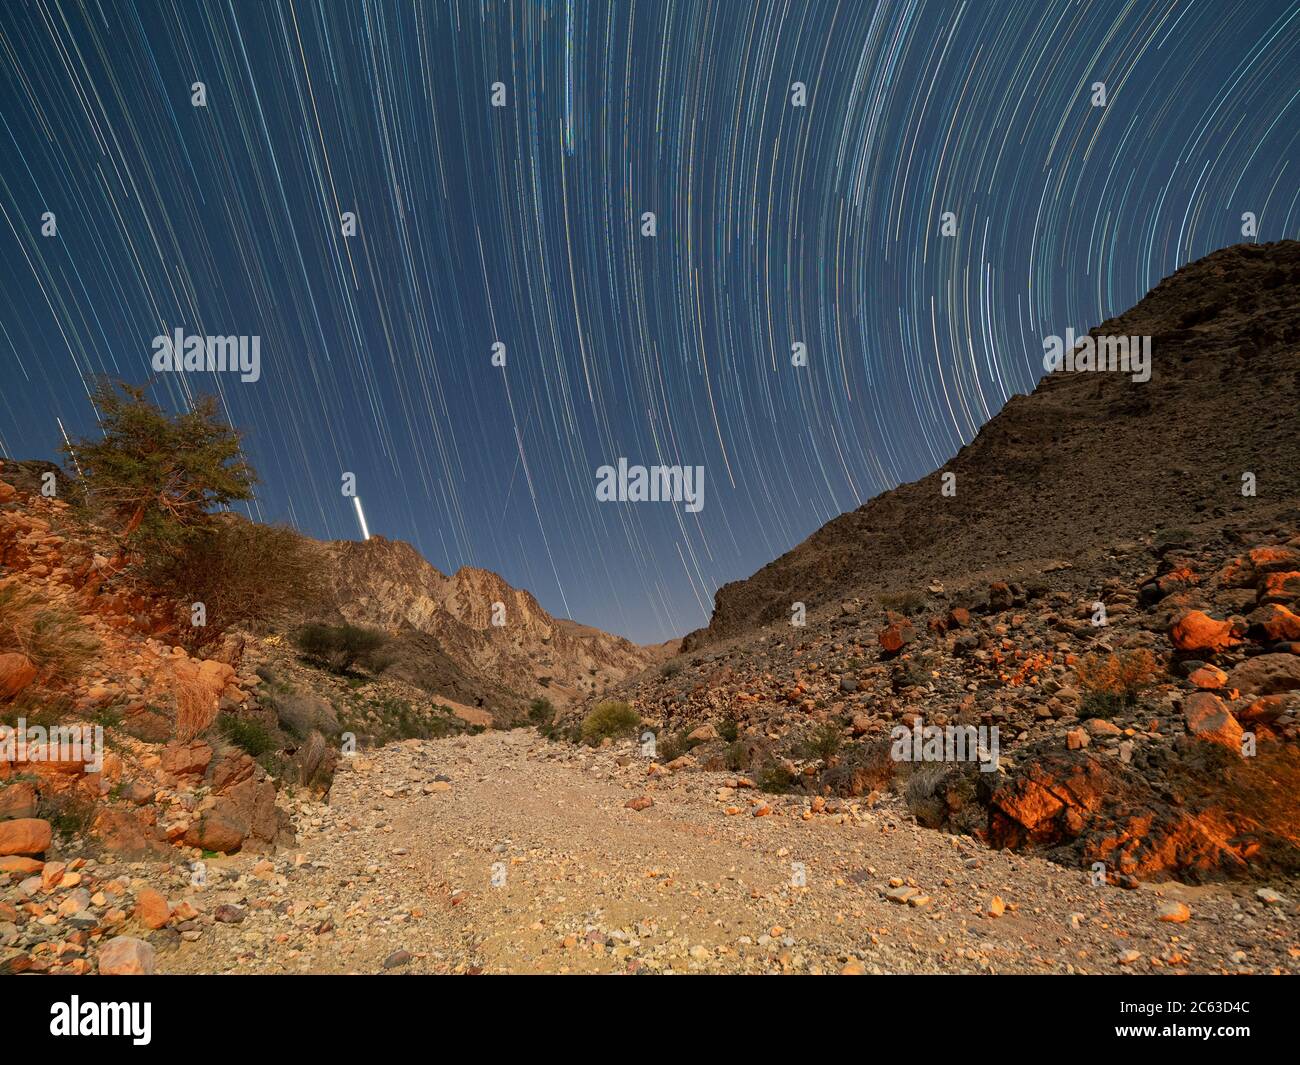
xmin=0 ymin=653 xmax=37 ymax=700
xmin=0 ymin=817 xmax=52 ymax=856
xmin=1170 ymin=611 xmax=1239 ymax=655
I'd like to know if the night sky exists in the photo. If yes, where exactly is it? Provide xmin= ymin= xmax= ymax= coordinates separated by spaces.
xmin=1 ymin=1 xmax=1297 ymax=644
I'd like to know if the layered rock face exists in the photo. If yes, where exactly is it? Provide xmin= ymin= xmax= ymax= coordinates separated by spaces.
xmin=320 ymin=536 xmax=667 ymax=716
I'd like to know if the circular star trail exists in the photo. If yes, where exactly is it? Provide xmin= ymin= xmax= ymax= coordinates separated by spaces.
xmin=0 ymin=0 xmax=1297 ymax=642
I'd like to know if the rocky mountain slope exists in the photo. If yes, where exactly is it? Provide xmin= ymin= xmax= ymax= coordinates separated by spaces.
xmin=589 ymin=241 xmax=1300 ymax=887
xmin=318 ymin=535 xmax=669 ymax=719
xmin=686 ymin=240 xmax=1300 ymax=647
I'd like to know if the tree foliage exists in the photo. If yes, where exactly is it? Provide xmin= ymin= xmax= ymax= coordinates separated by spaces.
xmin=65 ymin=379 xmax=256 ymax=550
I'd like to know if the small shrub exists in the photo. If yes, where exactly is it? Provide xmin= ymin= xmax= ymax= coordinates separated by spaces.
xmin=171 ymin=668 xmax=223 ymax=742
xmin=757 ymin=760 xmax=795 ymax=794
xmin=656 ymin=729 xmax=689 ymax=763
xmin=528 ymin=697 xmax=555 ymax=726
xmin=40 ymin=790 xmax=97 ymax=838
xmin=660 ymin=660 xmax=683 ymax=678
xmin=580 ymin=700 xmax=639 ymax=745
xmin=880 ymin=590 xmax=927 ymax=615
xmin=217 ymin=712 xmax=277 ymax=757
xmin=293 ymin=623 xmax=389 ymax=674
xmin=144 ymin=520 xmax=326 ymax=652
xmin=1074 ymin=648 xmax=1159 ymax=717
xmin=0 ymin=581 xmax=98 ymax=687
xmin=901 ymin=763 xmax=955 ymax=828
xmin=802 ymin=720 xmax=843 ymax=761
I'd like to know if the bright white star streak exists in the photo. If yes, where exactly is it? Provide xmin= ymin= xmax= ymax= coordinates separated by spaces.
xmin=353 ymin=496 xmax=371 ymax=541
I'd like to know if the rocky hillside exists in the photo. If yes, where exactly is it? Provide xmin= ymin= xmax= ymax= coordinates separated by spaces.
xmin=589 ymin=241 xmax=1300 ymax=886
xmin=686 ymin=240 xmax=1300 ymax=647
xmin=319 ymin=536 xmax=669 ymax=719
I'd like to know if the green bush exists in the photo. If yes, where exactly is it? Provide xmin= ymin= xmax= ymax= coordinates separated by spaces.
xmin=757 ymin=761 xmax=795 ymax=794
xmin=802 ymin=720 xmax=843 ymax=761
xmin=528 ymin=697 xmax=555 ymax=726
xmin=293 ymin=622 xmax=389 ymax=674
xmin=217 ymin=712 xmax=277 ymax=757
xmin=580 ymin=700 xmax=640 ymax=744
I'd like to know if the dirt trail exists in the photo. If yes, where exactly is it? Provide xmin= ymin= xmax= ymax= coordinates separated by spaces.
xmin=156 ymin=730 xmax=1297 ymax=975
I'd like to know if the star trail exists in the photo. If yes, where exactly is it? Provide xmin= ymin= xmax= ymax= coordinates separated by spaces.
xmin=0 ymin=0 xmax=1297 ymax=643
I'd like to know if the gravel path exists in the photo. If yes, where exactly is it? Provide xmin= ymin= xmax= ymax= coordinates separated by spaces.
xmin=154 ymin=730 xmax=1297 ymax=975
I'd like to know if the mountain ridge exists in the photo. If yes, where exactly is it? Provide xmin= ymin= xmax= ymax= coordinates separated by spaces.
xmin=684 ymin=240 xmax=1300 ymax=650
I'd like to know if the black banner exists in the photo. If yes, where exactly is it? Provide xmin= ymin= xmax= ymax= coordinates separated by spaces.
xmin=3 ymin=973 xmax=1289 ymax=1052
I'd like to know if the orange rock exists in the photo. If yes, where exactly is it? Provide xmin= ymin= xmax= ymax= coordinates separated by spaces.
xmin=0 ymin=817 xmax=52 ymax=856
xmin=96 ymin=936 xmax=155 ymax=975
xmin=1188 ymin=664 xmax=1228 ymax=690
xmin=1259 ymin=571 xmax=1300 ymax=604
xmin=0 ymin=855 xmax=43 ymax=875
xmin=0 ymin=652 xmax=37 ymax=699
xmin=1183 ymin=693 xmax=1243 ymax=750
xmin=1170 ymin=611 xmax=1239 ymax=654
xmin=1220 ymin=546 xmax=1300 ymax=587
xmin=1247 ymin=603 xmax=1300 ymax=642
xmin=1236 ymin=695 xmax=1289 ymax=726
xmin=624 ymin=796 xmax=653 ymax=811
xmin=0 ymin=781 xmax=38 ymax=820
xmin=160 ymin=738 xmax=213 ymax=778
xmin=878 ymin=617 xmax=916 ymax=655
xmin=134 ymin=887 xmax=171 ymax=929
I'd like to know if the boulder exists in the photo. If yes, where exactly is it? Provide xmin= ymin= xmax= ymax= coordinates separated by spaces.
xmin=91 ymin=807 xmax=169 ymax=858
xmin=1187 ymin=664 xmax=1228 ymax=690
xmin=208 ymin=749 xmax=257 ymax=793
xmin=133 ymin=887 xmax=170 ymax=929
xmin=160 ymin=738 xmax=213 ymax=779
xmin=1170 ymin=611 xmax=1239 ymax=655
xmin=0 ymin=653 xmax=37 ymax=699
xmin=0 ymin=782 xmax=39 ymax=821
xmin=1182 ymin=693 xmax=1243 ymax=750
xmin=1227 ymin=654 xmax=1300 ymax=696
xmin=184 ymin=810 xmax=246 ymax=854
xmin=1259 ymin=571 xmax=1300 ymax=605
xmin=185 ymin=776 xmax=286 ymax=854
xmin=878 ymin=616 xmax=916 ymax=655
xmin=97 ymin=936 xmax=156 ymax=975
xmin=987 ymin=582 xmax=1014 ymax=611
xmin=1246 ymin=604 xmax=1300 ymax=643
xmin=0 ymin=818 xmax=51 ymax=857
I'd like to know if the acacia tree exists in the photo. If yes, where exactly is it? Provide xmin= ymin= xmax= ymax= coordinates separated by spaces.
xmin=64 ymin=379 xmax=257 ymax=557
